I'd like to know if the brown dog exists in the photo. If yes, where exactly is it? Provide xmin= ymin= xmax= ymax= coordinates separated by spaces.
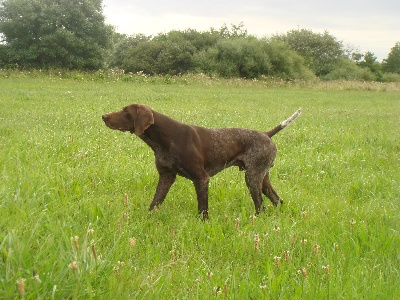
xmin=102 ymin=104 xmax=301 ymax=219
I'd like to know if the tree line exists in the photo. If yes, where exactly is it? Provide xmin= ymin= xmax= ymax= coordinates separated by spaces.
xmin=1 ymin=0 xmax=399 ymax=82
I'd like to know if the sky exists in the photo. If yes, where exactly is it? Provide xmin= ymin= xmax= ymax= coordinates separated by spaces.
xmin=102 ymin=0 xmax=399 ymax=61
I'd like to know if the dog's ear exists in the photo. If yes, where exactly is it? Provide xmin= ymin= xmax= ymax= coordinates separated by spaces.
xmin=131 ymin=104 xmax=154 ymax=136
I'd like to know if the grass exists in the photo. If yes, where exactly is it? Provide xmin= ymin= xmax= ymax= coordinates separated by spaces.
xmin=0 ymin=72 xmax=399 ymax=299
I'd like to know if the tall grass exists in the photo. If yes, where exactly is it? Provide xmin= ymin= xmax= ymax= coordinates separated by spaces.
xmin=0 ymin=73 xmax=399 ymax=299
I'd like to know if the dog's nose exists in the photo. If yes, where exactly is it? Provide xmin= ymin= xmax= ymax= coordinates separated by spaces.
xmin=102 ymin=114 xmax=109 ymax=121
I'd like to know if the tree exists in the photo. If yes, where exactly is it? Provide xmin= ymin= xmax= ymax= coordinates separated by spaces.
xmin=274 ymin=29 xmax=343 ymax=76
xmin=382 ymin=42 xmax=400 ymax=74
xmin=213 ymin=22 xmax=248 ymax=39
xmin=109 ymin=34 xmax=150 ymax=68
xmin=0 ymin=0 xmax=113 ymax=69
xmin=357 ymin=51 xmax=382 ymax=80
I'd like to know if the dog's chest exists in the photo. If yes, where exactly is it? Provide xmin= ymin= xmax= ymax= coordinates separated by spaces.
xmin=153 ymin=142 xmax=191 ymax=175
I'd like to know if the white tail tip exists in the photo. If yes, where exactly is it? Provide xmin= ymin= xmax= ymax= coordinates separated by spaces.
xmin=280 ymin=108 xmax=301 ymax=128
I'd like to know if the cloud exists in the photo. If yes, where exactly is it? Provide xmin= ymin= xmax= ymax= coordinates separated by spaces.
xmin=102 ymin=0 xmax=400 ymax=60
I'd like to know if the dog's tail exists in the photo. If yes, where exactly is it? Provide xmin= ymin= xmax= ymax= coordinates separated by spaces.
xmin=266 ymin=108 xmax=301 ymax=138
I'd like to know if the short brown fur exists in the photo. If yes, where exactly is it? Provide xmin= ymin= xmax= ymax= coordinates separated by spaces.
xmin=102 ymin=104 xmax=300 ymax=219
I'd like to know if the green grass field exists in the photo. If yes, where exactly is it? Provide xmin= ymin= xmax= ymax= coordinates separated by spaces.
xmin=1 ymin=73 xmax=399 ymax=299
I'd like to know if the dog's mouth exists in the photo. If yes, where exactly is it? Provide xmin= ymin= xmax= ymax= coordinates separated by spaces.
xmin=102 ymin=114 xmax=132 ymax=132
xmin=106 ymin=123 xmax=129 ymax=132
xmin=103 ymin=120 xmax=128 ymax=132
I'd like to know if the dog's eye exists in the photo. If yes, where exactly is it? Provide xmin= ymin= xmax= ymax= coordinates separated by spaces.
xmin=123 ymin=108 xmax=133 ymax=121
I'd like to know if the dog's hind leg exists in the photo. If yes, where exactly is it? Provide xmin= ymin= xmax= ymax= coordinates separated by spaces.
xmin=262 ymin=172 xmax=282 ymax=206
xmin=245 ymin=169 xmax=265 ymax=214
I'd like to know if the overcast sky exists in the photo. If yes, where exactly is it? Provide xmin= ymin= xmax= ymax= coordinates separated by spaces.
xmin=102 ymin=0 xmax=399 ymax=61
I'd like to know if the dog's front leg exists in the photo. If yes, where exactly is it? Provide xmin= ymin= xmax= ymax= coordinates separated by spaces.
xmin=149 ymin=172 xmax=176 ymax=211
xmin=193 ymin=176 xmax=210 ymax=220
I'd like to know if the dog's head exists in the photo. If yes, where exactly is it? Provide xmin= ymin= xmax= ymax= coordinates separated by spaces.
xmin=102 ymin=104 xmax=154 ymax=136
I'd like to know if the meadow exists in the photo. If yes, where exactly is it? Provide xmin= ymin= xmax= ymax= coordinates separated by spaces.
xmin=0 ymin=72 xmax=399 ymax=299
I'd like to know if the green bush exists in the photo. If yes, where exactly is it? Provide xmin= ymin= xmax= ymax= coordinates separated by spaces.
xmin=323 ymin=58 xmax=377 ymax=81
xmin=109 ymin=34 xmax=150 ymax=68
xmin=193 ymin=37 xmax=271 ymax=78
xmin=123 ymin=40 xmax=195 ymax=75
xmin=381 ymin=72 xmax=400 ymax=82
xmin=193 ymin=38 xmax=315 ymax=80
xmin=264 ymin=40 xmax=316 ymax=80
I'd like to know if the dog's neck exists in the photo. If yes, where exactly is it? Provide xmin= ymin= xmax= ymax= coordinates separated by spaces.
xmin=139 ymin=110 xmax=185 ymax=152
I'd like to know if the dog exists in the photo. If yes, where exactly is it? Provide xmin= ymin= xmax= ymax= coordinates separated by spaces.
xmin=102 ymin=104 xmax=301 ymax=219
